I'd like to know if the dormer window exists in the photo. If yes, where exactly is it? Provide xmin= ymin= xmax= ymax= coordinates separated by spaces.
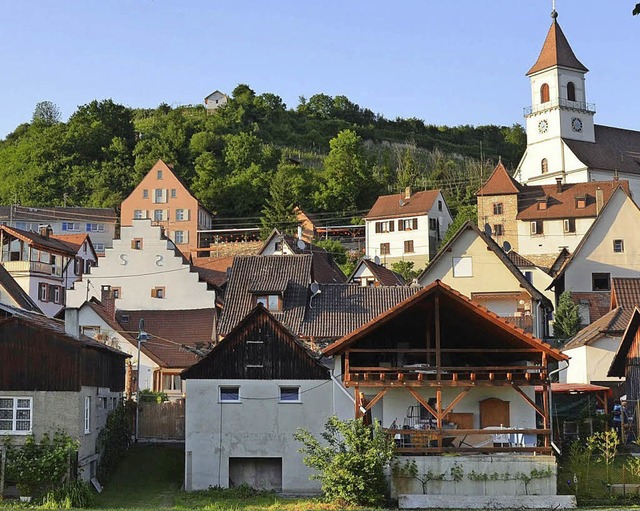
xmin=256 ymin=294 xmax=282 ymax=311
xmin=567 ymin=81 xmax=576 ymax=102
xmin=576 ymin=196 xmax=587 ymax=209
xmin=540 ymin=83 xmax=550 ymax=104
xmin=537 ymin=198 xmax=548 ymax=210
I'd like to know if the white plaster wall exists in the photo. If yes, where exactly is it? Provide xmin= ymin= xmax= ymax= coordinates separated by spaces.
xmin=592 ymin=170 xmax=640 ymax=206
xmin=67 ymin=220 xmax=215 ymax=310
xmin=528 ymin=268 xmax=555 ymax=306
xmin=185 ymin=379 xmax=334 ymax=493
xmin=12 ymin=273 xmax=64 ymax=317
xmin=517 ymin=135 xmax=590 ymax=186
xmin=561 ymin=346 xmax=588 ymax=384
xmin=517 ymin=217 xmax=593 ymax=256
xmin=586 ymin=336 xmax=622 ymax=383
xmin=564 ymin=191 xmax=640 ymax=292
xmin=366 ymin=213 xmax=430 ymax=261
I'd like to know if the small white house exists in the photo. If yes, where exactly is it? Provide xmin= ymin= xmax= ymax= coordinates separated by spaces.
xmin=204 ymin=90 xmax=229 ymax=113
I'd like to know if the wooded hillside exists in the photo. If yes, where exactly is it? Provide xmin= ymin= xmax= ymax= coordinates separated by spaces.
xmin=0 ymin=85 xmax=525 ymax=229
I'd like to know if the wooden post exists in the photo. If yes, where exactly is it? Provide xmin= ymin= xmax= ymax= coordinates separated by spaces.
xmin=542 ymin=383 xmax=550 ymax=447
xmin=355 ymin=387 xmax=362 ymax=419
xmin=435 ymin=294 xmax=441 ymax=381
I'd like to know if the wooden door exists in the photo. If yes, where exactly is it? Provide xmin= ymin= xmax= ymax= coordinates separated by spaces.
xmin=479 ymin=398 xmax=510 ymax=428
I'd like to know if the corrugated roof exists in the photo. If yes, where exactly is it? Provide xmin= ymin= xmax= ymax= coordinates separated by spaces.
xmin=564 ymin=126 xmax=640 ymax=176
xmin=527 ymin=16 xmax=588 ymax=76
xmin=300 ymin=284 xmax=419 ymax=338
xmin=517 ymin=180 xmax=628 ymax=220
xmin=476 ymin=162 xmax=522 ymax=196
xmin=218 ymin=255 xmax=312 ymax=336
xmin=365 ymin=189 xmax=442 ymax=219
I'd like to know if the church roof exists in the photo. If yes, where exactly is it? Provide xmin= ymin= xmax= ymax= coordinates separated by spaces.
xmin=476 ymin=161 xmax=522 ymax=196
xmin=527 ymin=16 xmax=588 ymax=76
xmin=564 ymin=125 xmax=640 ymax=176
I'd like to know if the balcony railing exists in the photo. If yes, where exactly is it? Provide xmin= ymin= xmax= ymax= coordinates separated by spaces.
xmin=386 ymin=427 xmax=552 ymax=455
xmin=501 ymin=314 xmax=533 ymax=333
xmin=524 ymin=98 xmax=596 ymax=116
xmin=0 ymin=260 xmax=54 ymax=275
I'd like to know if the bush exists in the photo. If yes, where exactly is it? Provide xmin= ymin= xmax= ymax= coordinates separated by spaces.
xmin=138 ymin=389 xmax=169 ymax=403
xmin=41 ymin=480 xmax=93 ymax=509
xmin=294 ymin=416 xmax=395 ymax=506
xmin=97 ymin=403 xmax=132 ymax=480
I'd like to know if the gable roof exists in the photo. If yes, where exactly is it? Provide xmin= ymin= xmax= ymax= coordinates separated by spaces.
xmin=562 ymin=307 xmax=629 ymax=350
xmin=115 ymin=309 xmax=216 ymax=368
xmin=182 ymin=305 xmax=329 ymax=380
xmin=51 ymin=233 xmax=97 ymax=259
xmin=549 ymin=187 xmax=638 ymax=286
xmin=218 ymin=255 xmax=313 ymax=336
xmin=300 ymin=284 xmax=420 ymax=338
xmin=348 ymin=258 xmax=406 ymax=286
xmin=527 ymin=16 xmax=588 ymax=76
xmin=0 ymin=225 xmax=78 ymax=256
xmin=322 ymin=280 xmax=567 ymax=360
xmin=516 ymin=180 xmax=629 ymax=221
xmin=611 ymin=277 xmax=640 ymax=309
xmin=608 ymin=307 xmax=640 ymax=377
xmin=418 ymin=221 xmax=552 ymax=310
xmin=365 ymin=189 xmax=443 ymax=220
xmin=476 ymin=161 xmax=522 ymax=196
xmin=507 ymin=251 xmax=537 ymax=269
xmin=0 ymin=265 xmax=42 ymax=312
xmin=192 ymin=256 xmax=234 ymax=287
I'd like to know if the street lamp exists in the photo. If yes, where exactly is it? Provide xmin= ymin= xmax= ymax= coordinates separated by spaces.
xmin=135 ymin=318 xmax=149 ymax=442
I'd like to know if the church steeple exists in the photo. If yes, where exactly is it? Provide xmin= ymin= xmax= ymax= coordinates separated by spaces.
xmin=527 ymin=11 xmax=588 ymax=76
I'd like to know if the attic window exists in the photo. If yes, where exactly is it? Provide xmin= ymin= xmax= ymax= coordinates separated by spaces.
xmin=613 ymin=239 xmax=624 ymax=253
xmin=537 ymin=198 xmax=548 ymax=210
xmin=576 ymin=196 xmax=587 ymax=209
xmin=120 ymin=315 xmax=130 ymax=323
xmin=157 ymin=170 xmax=163 ymax=180
xmin=438 ymin=200 xmax=443 ymax=212
xmin=256 ymin=294 xmax=282 ymax=311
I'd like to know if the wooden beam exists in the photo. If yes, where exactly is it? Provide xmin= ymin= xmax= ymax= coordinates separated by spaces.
xmin=442 ymin=388 xmax=471 ymax=417
xmin=407 ymin=387 xmax=436 ymax=419
xmin=435 ymin=294 xmax=441 ymax=380
xmin=354 ymin=387 xmax=362 ymax=419
xmin=363 ymin=389 xmax=388 ymax=412
xmin=541 ymin=383 xmax=550 ymax=447
xmin=436 ymin=388 xmax=442 ymax=429
xmin=512 ymin=385 xmax=545 ymax=418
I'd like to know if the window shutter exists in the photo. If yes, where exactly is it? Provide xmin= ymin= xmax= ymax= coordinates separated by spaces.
xmin=185 ymin=209 xmax=190 ymax=221
xmin=389 ymin=222 xmax=394 ymax=232
xmin=163 ymin=189 xmax=168 ymax=203
xmin=413 ymin=218 xmax=418 ymax=230
xmin=398 ymin=220 xmax=404 ymax=231
xmin=152 ymin=190 xmax=158 ymax=204
xmin=375 ymin=222 xmax=381 ymax=234
xmin=163 ymin=209 xmax=169 ymax=221
xmin=183 ymin=230 xmax=189 ymax=244
xmin=151 ymin=288 xmax=157 ymax=298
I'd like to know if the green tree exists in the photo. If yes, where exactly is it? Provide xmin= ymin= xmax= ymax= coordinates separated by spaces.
xmin=440 ymin=205 xmax=478 ymax=246
xmin=32 ymin=101 xmax=62 ymax=126
xmin=294 ymin=416 xmax=395 ymax=506
xmin=316 ymin=239 xmax=347 ymax=266
xmin=391 ymin=260 xmax=420 ymax=282
xmin=259 ymin=161 xmax=302 ymax=236
xmin=554 ymin=291 xmax=582 ymax=341
xmin=634 ymin=3 xmax=640 ymax=15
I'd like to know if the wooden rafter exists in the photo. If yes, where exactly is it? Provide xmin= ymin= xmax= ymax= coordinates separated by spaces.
xmin=363 ymin=388 xmax=388 ymax=411
xmin=512 ymin=384 xmax=545 ymax=418
xmin=407 ymin=387 xmax=436 ymax=419
xmin=442 ymin=387 xmax=471 ymax=417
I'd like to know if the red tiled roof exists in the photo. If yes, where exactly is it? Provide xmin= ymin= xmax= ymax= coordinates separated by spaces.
xmin=507 ymin=251 xmax=536 ymax=269
xmin=476 ymin=162 xmax=522 ymax=196
xmin=366 ymin=189 xmax=442 ymax=219
xmin=517 ymin=180 xmax=628 ymax=220
xmin=611 ymin=278 xmax=640 ymax=310
xmin=534 ymin=383 xmax=612 ymax=394
xmin=562 ymin=307 xmax=629 ymax=350
xmin=192 ymin=257 xmax=234 ymax=287
xmin=51 ymin=233 xmax=91 ymax=254
xmin=0 ymin=225 xmax=77 ymax=256
xmin=527 ymin=17 xmax=588 ymax=76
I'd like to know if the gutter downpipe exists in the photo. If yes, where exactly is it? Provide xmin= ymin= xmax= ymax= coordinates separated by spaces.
xmin=548 ymin=360 xmax=570 ymax=455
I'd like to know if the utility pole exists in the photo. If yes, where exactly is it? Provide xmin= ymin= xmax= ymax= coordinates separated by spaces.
xmin=135 ymin=318 xmax=149 ymax=442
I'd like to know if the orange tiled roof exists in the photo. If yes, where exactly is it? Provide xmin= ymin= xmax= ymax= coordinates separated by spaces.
xmin=51 ymin=233 xmax=90 ymax=253
xmin=476 ymin=162 xmax=522 ymax=196
xmin=366 ymin=189 xmax=442 ymax=219
xmin=527 ymin=16 xmax=588 ymax=76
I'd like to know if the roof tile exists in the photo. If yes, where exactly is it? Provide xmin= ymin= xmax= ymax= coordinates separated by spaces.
xmin=366 ymin=189 xmax=442 ymax=219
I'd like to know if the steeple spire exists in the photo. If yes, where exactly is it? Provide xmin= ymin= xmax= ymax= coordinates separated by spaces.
xmin=527 ymin=10 xmax=587 ymax=76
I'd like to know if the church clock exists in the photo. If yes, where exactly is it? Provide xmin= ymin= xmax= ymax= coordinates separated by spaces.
xmin=538 ymin=119 xmax=549 ymax=134
xmin=571 ymin=117 xmax=583 ymax=133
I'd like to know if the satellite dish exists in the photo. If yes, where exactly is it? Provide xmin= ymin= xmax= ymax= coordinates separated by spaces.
xmin=297 ymin=239 xmax=306 ymax=251
xmin=310 ymin=282 xmax=321 ymax=296
xmin=483 ymin=223 xmax=492 ymax=237
xmin=374 ymin=255 xmax=381 ymax=265
xmin=503 ymin=240 xmax=512 ymax=253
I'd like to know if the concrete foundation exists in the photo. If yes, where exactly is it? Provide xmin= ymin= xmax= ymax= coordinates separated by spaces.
xmin=399 ymin=494 xmax=577 ymax=509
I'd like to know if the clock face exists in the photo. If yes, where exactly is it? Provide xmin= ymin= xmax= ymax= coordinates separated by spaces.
xmin=538 ymin=119 xmax=549 ymax=134
xmin=572 ymin=117 xmax=583 ymax=133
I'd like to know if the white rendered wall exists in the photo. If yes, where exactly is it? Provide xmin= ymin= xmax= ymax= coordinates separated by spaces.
xmin=517 ymin=217 xmax=594 ymax=257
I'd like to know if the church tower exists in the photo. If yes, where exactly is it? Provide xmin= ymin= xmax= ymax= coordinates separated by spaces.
xmin=516 ymin=10 xmax=596 ymax=185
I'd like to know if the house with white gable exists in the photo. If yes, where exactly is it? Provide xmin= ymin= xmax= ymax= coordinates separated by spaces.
xmin=514 ymin=9 xmax=640 ymax=199
xmin=365 ymin=187 xmax=452 ymax=269
xmin=204 ymin=90 xmax=229 ymax=113
xmin=549 ymin=187 xmax=640 ymax=325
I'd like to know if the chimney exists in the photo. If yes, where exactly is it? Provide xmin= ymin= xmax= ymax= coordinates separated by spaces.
xmin=404 ymin=186 xmax=412 ymax=200
xmin=39 ymin=224 xmax=52 ymax=237
xmin=596 ymin=187 xmax=604 ymax=215
xmin=64 ymin=308 xmax=81 ymax=339
xmin=101 ymin=285 xmax=116 ymax=320
xmin=555 ymin=177 xmax=563 ymax=194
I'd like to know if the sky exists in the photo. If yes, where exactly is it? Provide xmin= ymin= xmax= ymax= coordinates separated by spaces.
xmin=1 ymin=1 xmax=638 ymax=139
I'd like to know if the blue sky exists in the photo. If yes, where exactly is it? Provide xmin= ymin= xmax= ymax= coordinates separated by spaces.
xmin=1 ymin=1 xmax=638 ymax=139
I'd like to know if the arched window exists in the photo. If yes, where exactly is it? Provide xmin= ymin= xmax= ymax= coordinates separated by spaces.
xmin=567 ymin=82 xmax=576 ymax=101
xmin=540 ymin=83 xmax=550 ymax=103
xmin=541 ymin=158 xmax=548 ymax=174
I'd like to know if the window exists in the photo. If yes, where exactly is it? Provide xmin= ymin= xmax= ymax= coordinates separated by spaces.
xmin=62 ymin=222 xmax=80 ymax=231
xmin=155 ymin=189 xmax=164 ymax=203
xmin=94 ymin=242 xmax=105 ymax=253
xmin=256 ymin=294 xmax=281 ymax=311
xmin=154 ymin=209 xmax=163 ymax=221
xmin=374 ymin=221 xmax=394 ymax=233
xmin=380 ymin=243 xmax=390 ymax=255
xmin=170 ymin=189 xmax=177 ymax=198
xmin=175 ymin=209 xmax=185 ymax=221
xmin=494 ymin=224 xmax=504 ymax=236
xmin=530 ymin=220 xmax=544 ymax=235
xmin=174 ymin=231 xmax=185 ymax=244
xmin=121 ymin=314 xmax=130 ymax=323
xmin=131 ymin=238 xmax=143 ymax=250
xmin=220 ymin=386 xmax=240 ymax=402
xmin=404 ymin=240 xmax=414 ymax=253
xmin=38 ymin=282 xmax=48 ymax=302
xmin=540 ymin=83 xmax=550 ymax=103
xmin=279 ymin=386 xmax=301 ymax=403
xmin=398 ymin=218 xmax=417 ymax=231
xmin=613 ymin=239 xmax=624 ymax=253
xmin=564 ymin=218 xmax=576 ymax=233
xmin=429 ymin=218 xmax=438 ymax=230
xmin=134 ymin=210 xmax=145 ymax=220
xmin=452 ymin=256 xmax=473 ymax=277
xmin=151 ymin=287 xmax=165 ymax=299
xmin=524 ymin=271 xmax=533 ymax=284
xmin=493 ymin=203 xmax=503 ymax=215
xmin=541 ymin=158 xmax=548 ymax=174
xmin=74 ymin=257 xmax=82 ymax=276
xmin=576 ymin=197 xmax=586 ymax=209
xmin=162 ymin=374 xmax=182 ymax=392
xmin=0 ymin=397 xmax=32 ymax=433
xmin=537 ymin=198 xmax=548 ymax=210
xmin=112 ymin=287 xmax=121 ymax=299
xmin=52 ymin=286 xmax=61 ymax=304
xmin=592 ymin=273 xmax=611 ymax=291
xmin=84 ymin=396 xmax=91 ymax=434
xmin=438 ymin=200 xmax=443 ymax=212
xmin=157 ymin=170 xmax=163 ymax=180
xmin=86 ymin=223 xmax=104 ymax=232
xmin=567 ymin=81 xmax=576 ymax=102
xmin=143 ymin=189 xmax=149 ymax=199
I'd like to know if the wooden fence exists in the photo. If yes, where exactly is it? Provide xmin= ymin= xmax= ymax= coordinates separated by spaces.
xmin=137 ymin=400 xmax=185 ymax=440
